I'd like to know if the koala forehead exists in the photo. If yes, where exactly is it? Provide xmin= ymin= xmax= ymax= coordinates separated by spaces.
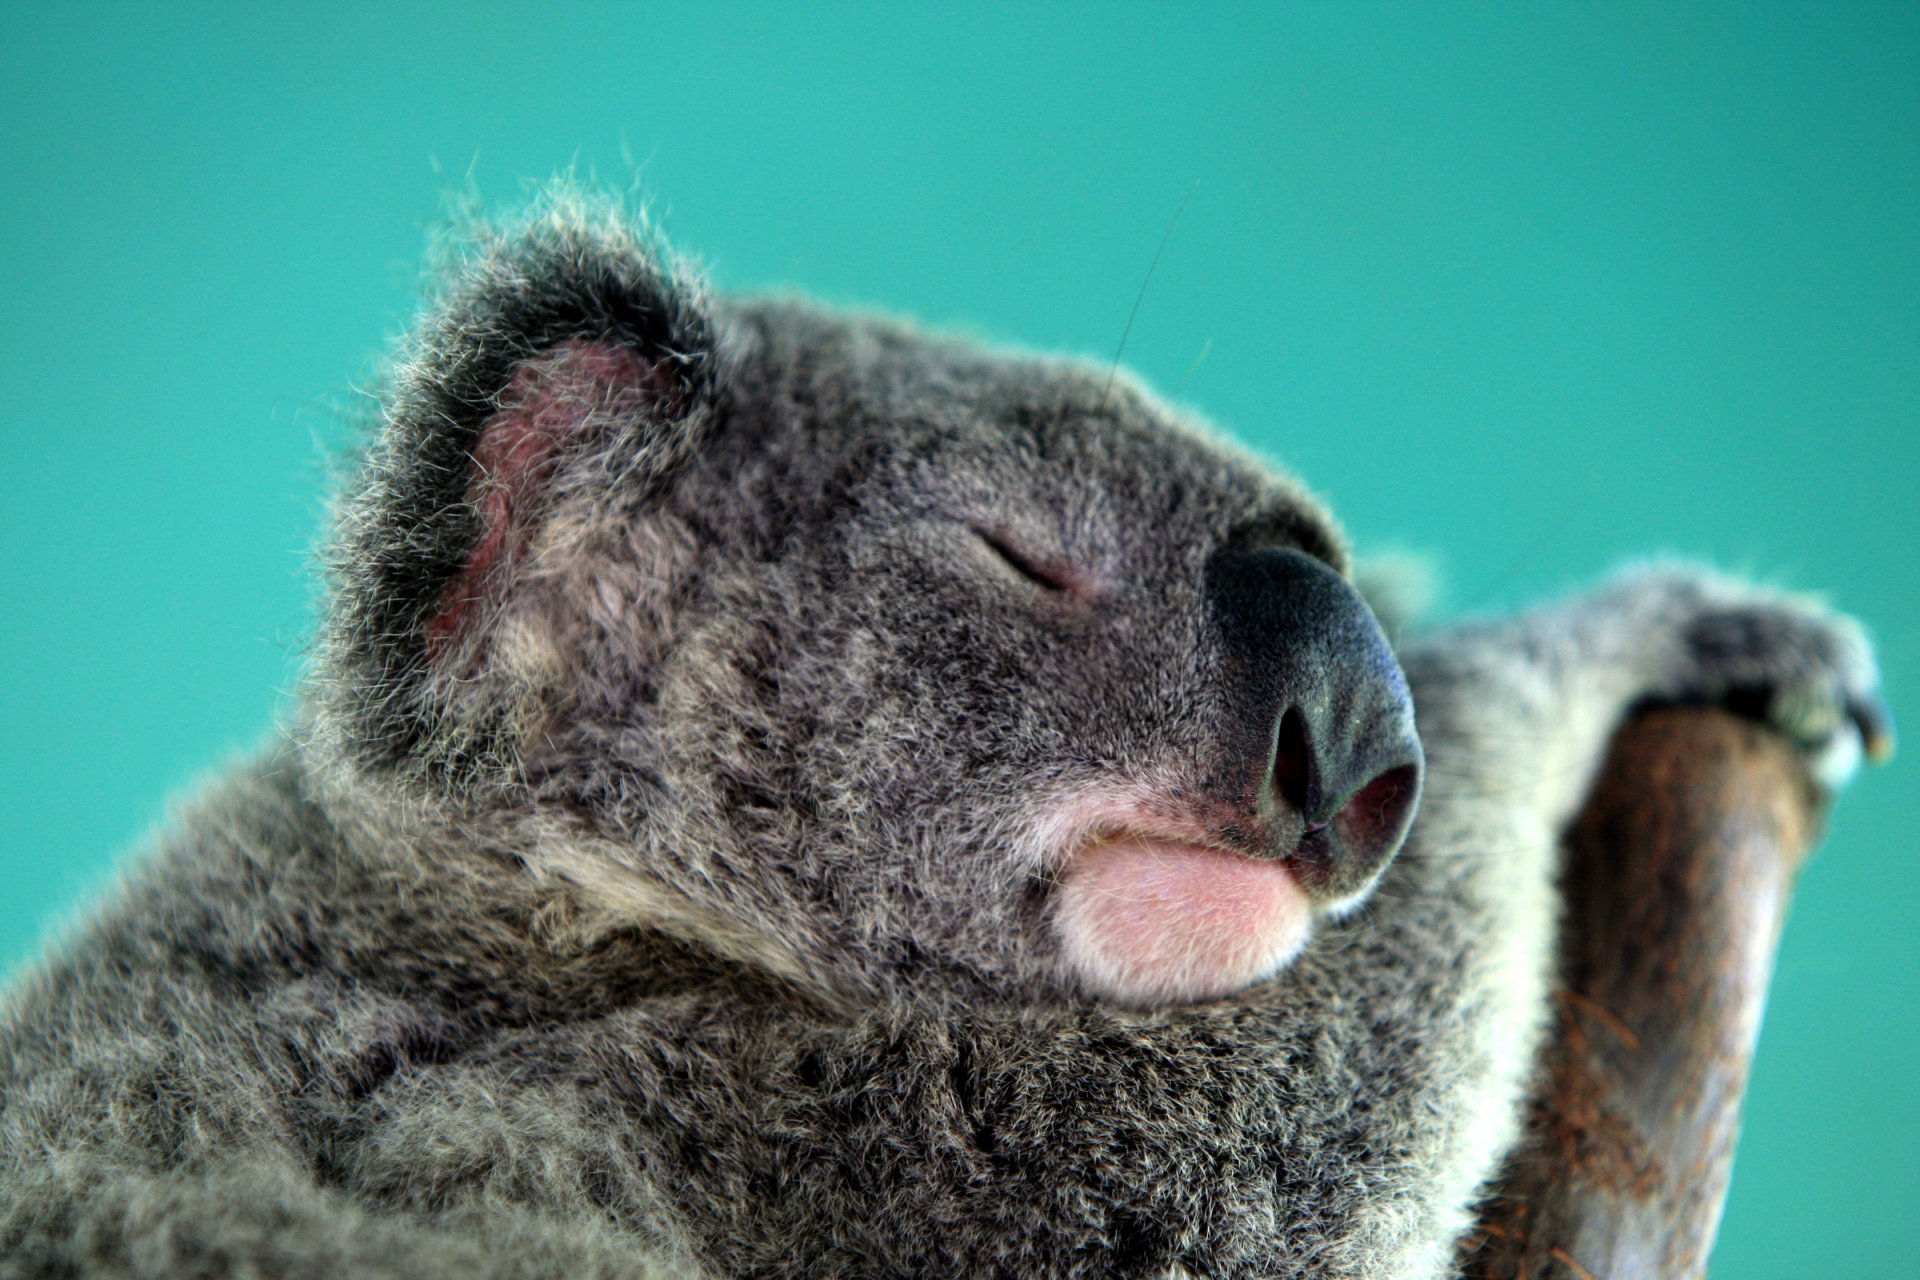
xmin=697 ymin=297 xmax=1346 ymax=576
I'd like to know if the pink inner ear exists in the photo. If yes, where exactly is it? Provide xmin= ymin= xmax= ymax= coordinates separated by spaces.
xmin=426 ymin=340 xmax=666 ymax=657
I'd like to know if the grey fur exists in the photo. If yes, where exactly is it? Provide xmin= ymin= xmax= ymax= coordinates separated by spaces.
xmin=0 ymin=194 xmax=1887 ymax=1279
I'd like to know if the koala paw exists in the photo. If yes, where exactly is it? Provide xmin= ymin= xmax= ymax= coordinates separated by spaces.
xmin=1628 ymin=568 xmax=1895 ymax=790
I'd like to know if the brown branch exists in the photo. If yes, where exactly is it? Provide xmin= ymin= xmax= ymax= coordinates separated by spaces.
xmin=1461 ymin=707 xmax=1824 ymax=1280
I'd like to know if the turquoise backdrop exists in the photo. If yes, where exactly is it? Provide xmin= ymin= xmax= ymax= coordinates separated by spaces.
xmin=3 ymin=4 xmax=1914 ymax=1272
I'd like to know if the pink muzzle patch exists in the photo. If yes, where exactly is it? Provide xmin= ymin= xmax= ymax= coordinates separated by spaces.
xmin=1052 ymin=835 xmax=1313 ymax=1007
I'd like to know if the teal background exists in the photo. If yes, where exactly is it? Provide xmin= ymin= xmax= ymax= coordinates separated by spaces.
xmin=3 ymin=3 xmax=1914 ymax=1270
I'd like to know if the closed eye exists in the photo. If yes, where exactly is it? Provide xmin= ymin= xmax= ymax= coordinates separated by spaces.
xmin=974 ymin=527 xmax=1078 ymax=595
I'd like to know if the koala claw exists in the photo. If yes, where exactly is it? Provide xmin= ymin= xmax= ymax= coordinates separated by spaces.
xmin=1813 ymin=690 xmax=1896 ymax=791
xmin=1854 ymin=695 xmax=1898 ymax=766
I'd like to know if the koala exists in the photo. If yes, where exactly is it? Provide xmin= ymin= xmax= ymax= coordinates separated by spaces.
xmin=0 ymin=194 xmax=1891 ymax=1280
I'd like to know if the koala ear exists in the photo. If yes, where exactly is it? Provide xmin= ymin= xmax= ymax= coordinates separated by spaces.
xmin=319 ymin=203 xmax=715 ymax=782
xmin=420 ymin=337 xmax=680 ymax=660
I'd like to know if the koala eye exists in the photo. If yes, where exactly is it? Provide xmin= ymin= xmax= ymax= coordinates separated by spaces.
xmin=974 ymin=527 xmax=1077 ymax=595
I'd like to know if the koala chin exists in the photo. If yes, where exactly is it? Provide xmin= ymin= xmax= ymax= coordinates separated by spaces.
xmin=0 ymin=192 xmax=1889 ymax=1280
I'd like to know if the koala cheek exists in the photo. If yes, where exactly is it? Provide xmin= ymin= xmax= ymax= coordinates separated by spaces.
xmin=1051 ymin=838 xmax=1314 ymax=1007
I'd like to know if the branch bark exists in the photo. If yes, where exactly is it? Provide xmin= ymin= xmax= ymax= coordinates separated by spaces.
xmin=1460 ymin=707 xmax=1824 ymax=1280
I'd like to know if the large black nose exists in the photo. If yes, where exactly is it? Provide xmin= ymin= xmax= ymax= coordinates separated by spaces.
xmin=1206 ymin=546 xmax=1423 ymax=901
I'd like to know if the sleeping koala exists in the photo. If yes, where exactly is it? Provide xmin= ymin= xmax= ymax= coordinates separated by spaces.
xmin=0 ymin=196 xmax=1890 ymax=1279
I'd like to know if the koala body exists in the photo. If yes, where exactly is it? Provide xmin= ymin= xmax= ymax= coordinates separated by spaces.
xmin=0 ymin=199 xmax=1888 ymax=1279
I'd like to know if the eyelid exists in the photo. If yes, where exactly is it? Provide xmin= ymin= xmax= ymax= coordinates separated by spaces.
xmin=973 ymin=526 xmax=1078 ymax=594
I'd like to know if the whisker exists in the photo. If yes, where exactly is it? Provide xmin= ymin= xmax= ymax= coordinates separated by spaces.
xmin=1103 ymin=180 xmax=1199 ymax=406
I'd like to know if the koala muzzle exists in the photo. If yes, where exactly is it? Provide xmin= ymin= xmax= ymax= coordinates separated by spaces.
xmin=1206 ymin=546 xmax=1423 ymax=903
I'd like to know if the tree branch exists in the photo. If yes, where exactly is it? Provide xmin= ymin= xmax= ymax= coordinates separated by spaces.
xmin=1461 ymin=707 xmax=1824 ymax=1279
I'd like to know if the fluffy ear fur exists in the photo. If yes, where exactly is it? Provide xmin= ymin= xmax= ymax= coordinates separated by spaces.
xmin=316 ymin=201 xmax=714 ymax=790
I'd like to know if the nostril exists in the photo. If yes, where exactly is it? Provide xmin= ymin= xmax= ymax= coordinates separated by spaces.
xmin=1269 ymin=706 xmax=1318 ymax=818
xmin=1333 ymin=764 xmax=1421 ymax=864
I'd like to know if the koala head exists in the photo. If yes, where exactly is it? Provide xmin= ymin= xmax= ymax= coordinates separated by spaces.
xmin=314 ymin=198 xmax=1422 ymax=1009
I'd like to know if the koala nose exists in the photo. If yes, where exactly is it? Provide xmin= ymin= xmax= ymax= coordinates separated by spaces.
xmin=1205 ymin=546 xmax=1424 ymax=901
